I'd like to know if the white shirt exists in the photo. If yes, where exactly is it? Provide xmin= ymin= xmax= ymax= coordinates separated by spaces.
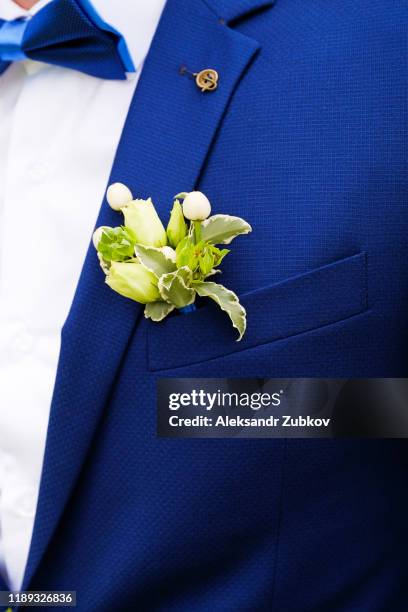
xmin=0 ymin=0 xmax=165 ymax=590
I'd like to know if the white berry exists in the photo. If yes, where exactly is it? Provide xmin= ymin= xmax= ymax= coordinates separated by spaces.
xmin=106 ymin=183 xmax=133 ymax=210
xmin=182 ymin=191 xmax=211 ymax=221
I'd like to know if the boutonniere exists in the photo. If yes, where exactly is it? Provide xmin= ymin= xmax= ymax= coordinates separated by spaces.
xmin=93 ymin=184 xmax=252 ymax=339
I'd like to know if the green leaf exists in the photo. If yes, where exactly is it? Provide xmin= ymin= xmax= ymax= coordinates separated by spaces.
xmin=135 ymin=244 xmax=176 ymax=278
xmin=158 ymin=267 xmax=195 ymax=308
xmin=201 ymin=214 xmax=252 ymax=245
xmin=205 ymin=268 xmax=222 ymax=278
xmin=159 ymin=266 xmax=193 ymax=292
xmin=175 ymin=266 xmax=193 ymax=286
xmin=195 ymin=281 xmax=246 ymax=340
xmin=144 ymin=301 xmax=175 ymax=321
xmin=167 ymin=199 xmax=188 ymax=248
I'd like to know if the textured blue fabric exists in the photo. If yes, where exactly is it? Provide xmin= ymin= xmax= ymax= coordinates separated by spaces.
xmin=0 ymin=0 xmax=134 ymax=79
xmin=0 ymin=573 xmax=8 ymax=592
xmin=16 ymin=0 xmax=408 ymax=610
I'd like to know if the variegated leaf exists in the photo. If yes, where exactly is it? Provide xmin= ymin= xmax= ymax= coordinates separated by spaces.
xmin=158 ymin=267 xmax=195 ymax=308
xmin=135 ymin=244 xmax=177 ymax=278
xmin=195 ymin=281 xmax=246 ymax=340
xmin=144 ymin=301 xmax=175 ymax=321
xmin=201 ymin=214 xmax=252 ymax=245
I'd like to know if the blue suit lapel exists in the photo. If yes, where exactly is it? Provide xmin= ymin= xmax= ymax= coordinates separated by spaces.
xmin=22 ymin=0 xmax=273 ymax=590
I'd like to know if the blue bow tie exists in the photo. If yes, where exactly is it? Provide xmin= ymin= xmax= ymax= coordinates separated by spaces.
xmin=0 ymin=0 xmax=135 ymax=80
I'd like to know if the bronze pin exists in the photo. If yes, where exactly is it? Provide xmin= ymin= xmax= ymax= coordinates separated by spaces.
xmin=194 ymin=68 xmax=219 ymax=92
xmin=180 ymin=66 xmax=219 ymax=92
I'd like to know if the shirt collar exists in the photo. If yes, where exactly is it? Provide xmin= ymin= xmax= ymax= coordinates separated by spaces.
xmin=0 ymin=0 xmax=166 ymax=71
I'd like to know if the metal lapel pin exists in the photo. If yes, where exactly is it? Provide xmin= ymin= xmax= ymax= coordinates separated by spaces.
xmin=180 ymin=66 xmax=219 ymax=92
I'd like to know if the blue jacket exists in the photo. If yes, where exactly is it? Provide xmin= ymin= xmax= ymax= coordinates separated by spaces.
xmin=17 ymin=0 xmax=408 ymax=609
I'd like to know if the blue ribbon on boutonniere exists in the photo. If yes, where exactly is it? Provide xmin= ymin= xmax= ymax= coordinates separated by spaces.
xmin=92 ymin=184 xmax=252 ymax=340
xmin=179 ymin=304 xmax=197 ymax=314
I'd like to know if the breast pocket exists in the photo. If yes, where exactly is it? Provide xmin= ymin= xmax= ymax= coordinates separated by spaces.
xmin=147 ymin=252 xmax=368 ymax=371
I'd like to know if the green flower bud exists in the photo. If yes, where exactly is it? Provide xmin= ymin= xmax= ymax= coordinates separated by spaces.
xmin=96 ymin=226 xmax=136 ymax=262
xmin=123 ymin=198 xmax=167 ymax=247
xmin=106 ymin=261 xmax=161 ymax=304
xmin=175 ymin=236 xmax=197 ymax=271
xmin=198 ymin=247 xmax=215 ymax=275
xmin=166 ymin=199 xmax=187 ymax=248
